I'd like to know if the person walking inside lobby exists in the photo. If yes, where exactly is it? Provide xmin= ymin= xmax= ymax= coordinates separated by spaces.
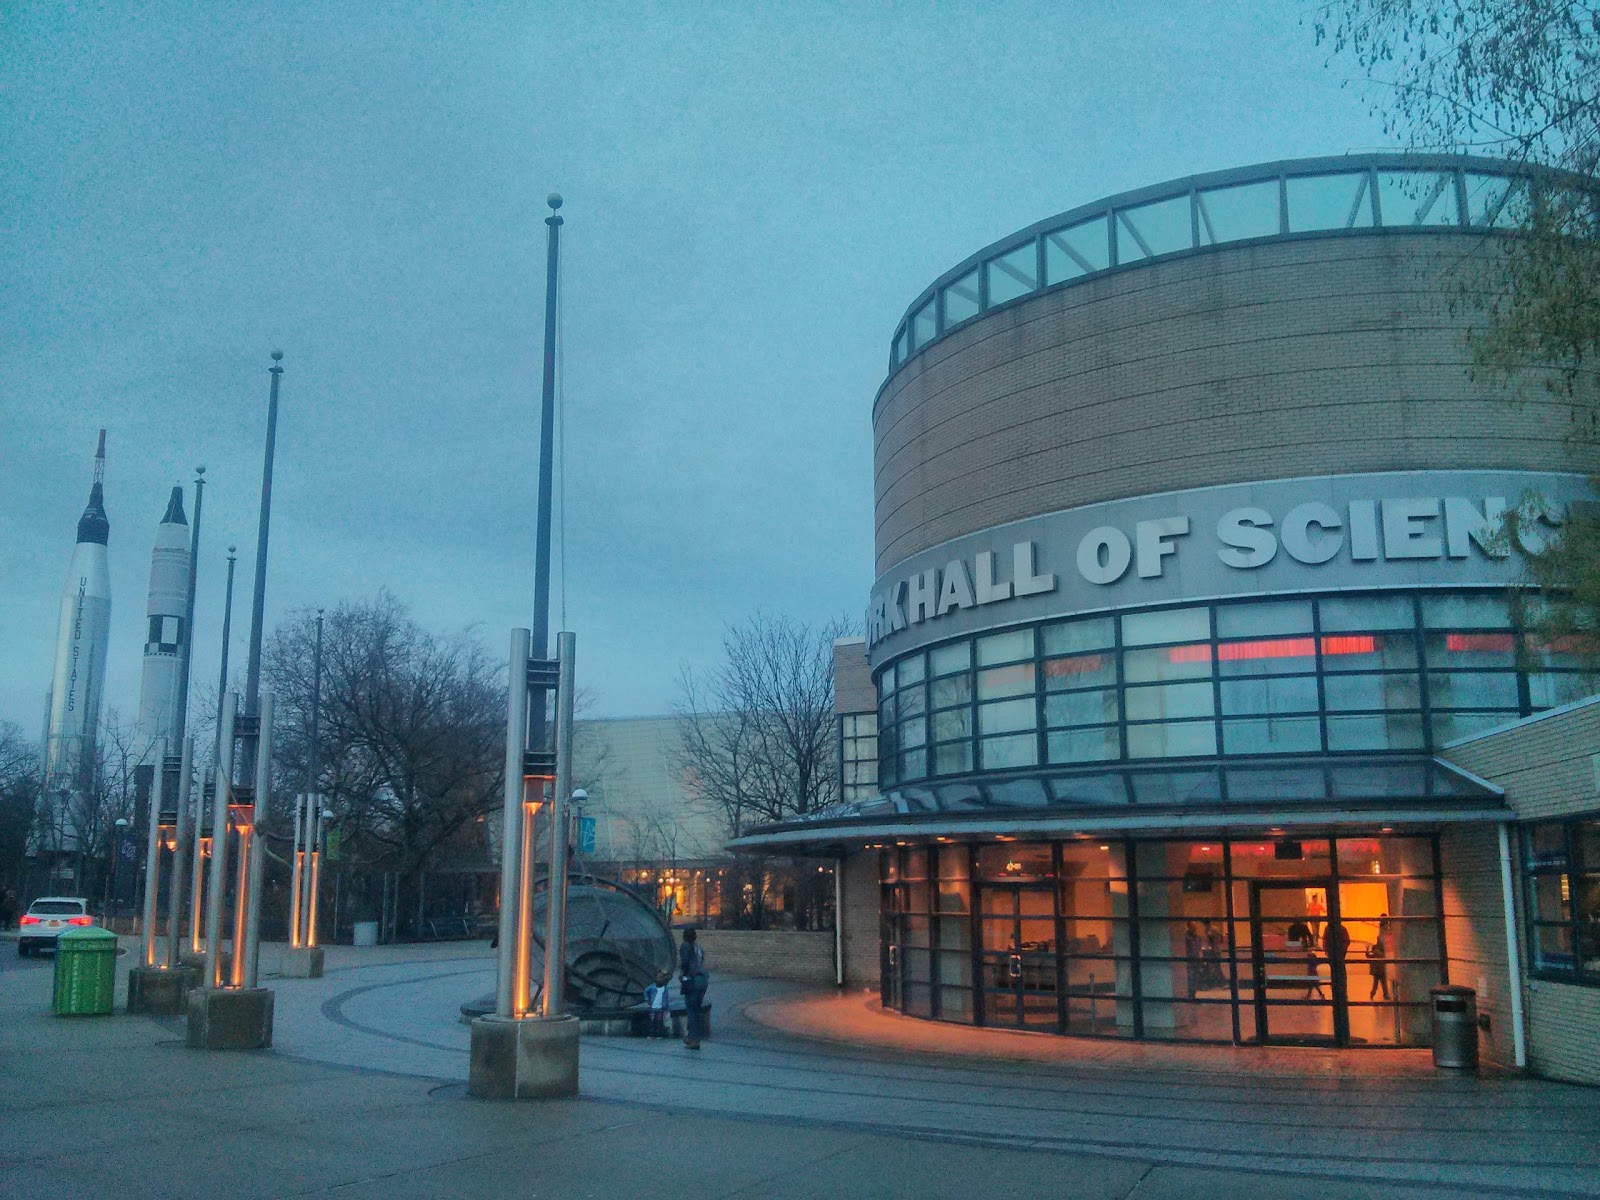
xmin=679 ymin=927 xmax=710 ymax=1049
xmin=1367 ymin=916 xmax=1392 ymax=1001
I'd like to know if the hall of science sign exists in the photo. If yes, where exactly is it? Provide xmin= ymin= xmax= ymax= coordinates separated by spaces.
xmin=866 ymin=471 xmax=1589 ymax=662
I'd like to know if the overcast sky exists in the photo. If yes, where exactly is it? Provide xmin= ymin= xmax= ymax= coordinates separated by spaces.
xmin=0 ymin=2 xmax=1391 ymax=736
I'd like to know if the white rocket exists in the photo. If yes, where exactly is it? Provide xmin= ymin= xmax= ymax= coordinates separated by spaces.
xmin=41 ymin=431 xmax=113 ymax=853
xmin=136 ymin=485 xmax=190 ymax=754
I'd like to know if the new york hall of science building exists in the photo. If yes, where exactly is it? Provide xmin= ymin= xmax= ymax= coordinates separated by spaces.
xmin=732 ymin=154 xmax=1600 ymax=1083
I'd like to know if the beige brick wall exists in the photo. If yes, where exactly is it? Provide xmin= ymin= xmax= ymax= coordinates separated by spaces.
xmin=1437 ymin=825 xmax=1517 ymax=1068
xmin=874 ymin=233 xmax=1598 ymax=573
xmin=1443 ymin=698 xmax=1600 ymax=822
xmin=1527 ymin=979 xmax=1600 ymax=1085
xmin=839 ymin=850 xmax=881 ymax=989
xmin=833 ymin=639 xmax=876 ymax=716
xmin=693 ymin=929 xmax=835 ymax=984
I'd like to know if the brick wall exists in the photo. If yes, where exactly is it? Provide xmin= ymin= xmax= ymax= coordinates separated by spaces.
xmin=1437 ymin=825 xmax=1516 ymax=1068
xmin=693 ymin=929 xmax=835 ymax=984
xmin=833 ymin=639 xmax=876 ymax=716
xmin=874 ymin=233 xmax=1597 ymax=573
xmin=1441 ymin=698 xmax=1600 ymax=1085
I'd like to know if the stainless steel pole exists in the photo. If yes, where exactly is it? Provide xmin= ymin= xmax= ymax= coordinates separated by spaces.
xmin=289 ymin=794 xmax=305 ymax=948
xmin=307 ymin=804 xmax=324 ymax=947
xmin=241 ymin=352 xmax=283 ymax=782
xmin=140 ymin=739 xmax=167 ymax=968
xmin=204 ymin=696 xmax=236 ymax=988
xmin=243 ymin=693 xmax=271 ymax=988
xmin=834 ymin=856 xmax=845 ymax=988
xmin=540 ymin=632 xmax=576 ymax=1019
xmin=301 ymin=611 xmax=323 ymax=943
xmin=494 ymin=629 xmax=531 ymax=1018
xmin=166 ymin=735 xmax=193 ymax=969
xmin=194 ymin=547 xmax=238 ymax=956
xmin=172 ymin=467 xmax=204 ymax=742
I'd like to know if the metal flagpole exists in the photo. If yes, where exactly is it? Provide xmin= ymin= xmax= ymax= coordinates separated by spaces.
xmin=241 ymin=352 xmax=283 ymax=782
xmin=540 ymin=632 xmax=576 ymax=1019
xmin=165 ymin=735 xmax=194 ymax=969
xmin=306 ymin=804 xmax=325 ymax=947
xmin=193 ymin=546 xmax=238 ymax=955
xmin=289 ymin=794 xmax=305 ymax=948
xmin=204 ymin=697 xmax=236 ymax=988
xmin=242 ymin=693 xmax=271 ymax=989
xmin=299 ymin=610 xmax=324 ymax=944
xmin=140 ymin=739 xmax=166 ymax=968
xmin=494 ymin=628 xmax=531 ymax=1018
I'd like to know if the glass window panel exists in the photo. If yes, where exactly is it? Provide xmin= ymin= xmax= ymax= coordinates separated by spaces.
xmin=892 ymin=326 xmax=908 ymax=365
xmin=1425 ymin=632 xmax=1517 ymax=670
xmin=1130 ymin=769 xmax=1222 ymax=805
xmin=978 ymin=629 xmax=1034 ymax=665
xmin=1217 ymin=636 xmax=1319 ymax=677
xmin=1576 ymin=821 xmax=1600 ymax=873
xmin=1197 ymin=179 xmax=1280 ymax=244
xmin=1318 ymin=595 xmax=1415 ymax=632
xmin=899 ymin=716 xmax=927 ymax=748
xmin=1533 ymin=922 xmax=1574 ymax=971
xmin=1465 ymin=172 xmax=1530 ymax=229
xmin=1326 ymin=712 xmax=1425 ymax=751
xmin=1043 ymin=616 xmax=1116 ymax=655
xmin=941 ymin=268 xmax=980 ymax=327
xmin=1220 ymin=675 xmax=1319 ymax=715
xmin=1043 ymin=651 xmax=1116 ymax=690
xmin=1044 ymin=215 xmax=1110 ymax=283
xmin=1427 ymin=670 xmax=1521 ymax=709
xmin=979 ymin=698 xmax=1037 ymax=736
xmin=1116 ymin=194 xmax=1193 ymax=262
xmin=934 ymin=741 xmax=973 ymax=775
xmin=1286 ymin=172 xmax=1374 ymax=231
xmin=903 ymin=848 xmax=930 ymax=879
xmin=898 ymin=748 xmax=927 ymax=780
xmin=878 ymin=693 xmax=896 ymax=725
xmin=1421 ymin=593 xmax=1510 ymax=629
xmin=897 ymin=683 xmax=926 ymax=719
xmin=936 ymin=987 xmax=975 ymax=1021
xmin=1322 ymin=672 xmax=1422 ymax=711
xmin=931 ymin=708 xmax=972 ymax=742
xmin=985 ymin=241 xmax=1038 ymax=305
xmin=1122 ymin=607 xmax=1210 ymax=646
xmin=897 ymin=654 xmax=926 ymax=686
xmin=1225 ymin=764 xmax=1326 ymax=801
xmin=929 ymin=640 xmax=971 ymax=676
xmin=1524 ymin=630 xmax=1600 ymax=671
xmin=903 ymin=982 xmax=932 ymax=1017
xmin=978 ymin=843 xmax=1053 ymax=880
xmin=981 ymin=733 xmax=1039 ymax=769
xmin=1126 ymin=681 xmax=1215 ymax=721
xmin=977 ymin=662 xmax=1036 ymax=700
xmin=938 ymin=845 xmax=971 ymax=881
xmin=1320 ymin=631 xmax=1419 ymax=672
xmin=935 ymin=949 xmax=970 ymax=982
xmin=1526 ymin=823 xmax=1569 ymax=870
xmin=1429 ymin=710 xmax=1516 ymax=744
xmin=1049 ymin=772 xmax=1129 ymax=805
xmin=1216 ymin=600 xmax=1313 ymax=638
xmin=1378 ymin=170 xmax=1460 ymax=226
xmin=1047 ymin=727 xmax=1120 ymax=764
xmin=1127 ymin=720 xmax=1217 ymax=758
xmin=930 ymin=674 xmax=973 ymax=710
xmin=1045 ymin=688 xmax=1119 ymax=727
xmin=1222 ymin=716 xmax=1322 ymax=754
xmin=1125 ymin=644 xmax=1213 ymax=683
xmin=911 ymin=299 xmax=936 ymax=349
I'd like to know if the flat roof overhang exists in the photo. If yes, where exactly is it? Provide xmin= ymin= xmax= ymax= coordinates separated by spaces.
xmin=727 ymin=755 xmax=1508 ymax=856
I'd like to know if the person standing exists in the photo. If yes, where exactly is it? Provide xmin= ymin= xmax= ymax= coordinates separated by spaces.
xmin=679 ymin=927 xmax=709 ymax=1049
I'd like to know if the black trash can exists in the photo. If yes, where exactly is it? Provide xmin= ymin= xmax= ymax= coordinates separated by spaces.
xmin=1430 ymin=985 xmax=1478 ymax=1069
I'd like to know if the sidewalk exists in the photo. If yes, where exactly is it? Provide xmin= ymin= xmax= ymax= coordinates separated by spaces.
xmin=2 ymin=942 xmax=1595 ymax=1199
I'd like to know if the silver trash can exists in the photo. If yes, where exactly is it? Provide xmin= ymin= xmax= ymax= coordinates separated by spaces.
xmin=1430 ymin=985 xmax=1478 ymax=1069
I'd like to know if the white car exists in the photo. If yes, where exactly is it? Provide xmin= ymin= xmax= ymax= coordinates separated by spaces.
xmin=18 ymin=897 xmax=93 ymax=955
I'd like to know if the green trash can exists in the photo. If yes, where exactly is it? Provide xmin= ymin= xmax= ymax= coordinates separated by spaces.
xmin=52 ymin=927 xmax=119 ymax=1016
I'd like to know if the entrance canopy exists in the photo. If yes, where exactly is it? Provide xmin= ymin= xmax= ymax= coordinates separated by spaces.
xmin=729 ymin=755 xmax=1506 ymax=854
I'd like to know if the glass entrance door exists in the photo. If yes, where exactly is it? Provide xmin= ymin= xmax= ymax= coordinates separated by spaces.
xmin=1244 ymin=880 xmax=1349 ymax=1045
xmin=978 ymin=882 xmax=1058 ymax=1030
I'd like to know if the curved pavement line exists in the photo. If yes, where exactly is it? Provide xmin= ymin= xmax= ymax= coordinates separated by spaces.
xmin=299 ymin=966 xmax=1597 ymax=1188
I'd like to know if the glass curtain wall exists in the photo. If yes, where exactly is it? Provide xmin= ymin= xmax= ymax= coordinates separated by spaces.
xmin=879 ymin=833 xmax=1445 ymax=1046
xmin=878 ymin=591 xmax=1591 ymax=789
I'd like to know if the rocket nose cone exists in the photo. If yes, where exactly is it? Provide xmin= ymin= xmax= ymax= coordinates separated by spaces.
xmin=77 ymin=482 xmax=109 ymax=546
xmin=161 ymin=485 xmax=188 ymax=526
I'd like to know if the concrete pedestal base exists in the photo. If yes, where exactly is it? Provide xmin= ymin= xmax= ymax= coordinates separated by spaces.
xmin=186 ymin=987 xmax=274 ymax=1050
xmin=468 ymin=1015 xmax=579 ymax=1099
xmin=126 ymin=965 xmax=200 ymax=1015
xmin=278 ymin=946 xmax=324 ymax=978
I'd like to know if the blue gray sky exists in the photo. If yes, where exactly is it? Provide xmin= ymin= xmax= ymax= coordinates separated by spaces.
xmin=0 ymin=2 xmax=1391 ymax=733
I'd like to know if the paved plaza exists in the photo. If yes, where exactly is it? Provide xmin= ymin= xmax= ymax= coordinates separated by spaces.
xmin=2 ymin=935 xmax=1597 ymax=1198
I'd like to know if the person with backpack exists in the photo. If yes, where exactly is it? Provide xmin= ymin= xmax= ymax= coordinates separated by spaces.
xmin=678 ymin=927 xmax=709 ymax=1049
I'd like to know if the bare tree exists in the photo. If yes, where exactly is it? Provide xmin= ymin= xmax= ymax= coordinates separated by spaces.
xmin=263 ymin=592 xmax=506 ymax=935
xmin=0 ymin=722 xmax=42 ymax=898
xmin=676 ymin=613 xmax=852 ymax=838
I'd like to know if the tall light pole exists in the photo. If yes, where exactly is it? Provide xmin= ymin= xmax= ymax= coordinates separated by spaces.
xmin=191 ymin=545 xmax=238 ymax=957
xmin=241 ymin=351 xmax=284 ymax=780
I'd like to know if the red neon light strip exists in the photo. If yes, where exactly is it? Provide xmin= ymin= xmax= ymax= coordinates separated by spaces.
xmin=1446 ymin=633 xmax=1515 ymax=653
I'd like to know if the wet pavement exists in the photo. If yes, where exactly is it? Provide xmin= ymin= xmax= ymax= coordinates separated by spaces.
xmin=3 ymin=935 xmax=1596 ymax=1198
